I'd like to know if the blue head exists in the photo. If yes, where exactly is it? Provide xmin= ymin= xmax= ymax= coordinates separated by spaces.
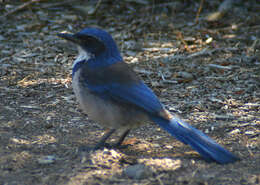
xmin=58 ymin=27 xmax=123 ymax=67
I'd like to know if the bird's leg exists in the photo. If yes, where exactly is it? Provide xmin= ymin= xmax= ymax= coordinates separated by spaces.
xmin=94 ymin=129 xmax=131 ymax=150
xmin=94 ymin=128 xmax=116 ymax=150
xmin=114 ymin=129 xmax=131 ymax=147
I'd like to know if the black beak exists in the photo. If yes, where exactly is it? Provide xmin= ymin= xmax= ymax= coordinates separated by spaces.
xmin=57 ymin=32 xmax=106 ymax=54
xmin=57 ymin=33 xmax=80 ymax=44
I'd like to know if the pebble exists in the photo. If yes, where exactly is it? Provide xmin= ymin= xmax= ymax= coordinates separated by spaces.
xmin=0 ymin=35 xmax=5 ymax=41
xmin=208 ymin=64 xmax=232 ymax=70
xmin=229 ymin=128 xmax=240 ymax=135
xmin=124 ymin=164 xmax=152 ymax=179
xmin=37 ymin=155 xmax=56 ymax=164
xmin=177 ymin=71 xmax=193 ymax=80
xmin=245 ymin=131 xmax=255 ymax=135
xmin=215 ymin=114 xmax=234 ymax=121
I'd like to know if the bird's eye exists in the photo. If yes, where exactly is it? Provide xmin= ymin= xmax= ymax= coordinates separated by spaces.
xmin=78 ymin=35 xmax=105 ymax=54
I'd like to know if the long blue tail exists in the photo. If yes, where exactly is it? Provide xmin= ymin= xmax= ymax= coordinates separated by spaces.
xmin=150 ymin=116 xmax=238 ymax=164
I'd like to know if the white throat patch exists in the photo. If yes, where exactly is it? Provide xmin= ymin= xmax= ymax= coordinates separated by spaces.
xmin=73 ymin=46 xmax=92 ymax=68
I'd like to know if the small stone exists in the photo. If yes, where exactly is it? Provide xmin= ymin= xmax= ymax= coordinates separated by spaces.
xmin=215 ymin=114 xmax=234 ymax=121
xmin=37 ymin=155 xmax=56 ymax=164
xmin=177 ymin=71 xmax=193 ymax=80
xmin=139 ymin=158 xmax=181 ymax=171
xmin=245 ymin=131 xmax=255 ymax=135
xmin=205 ymin=37 xmax=213 ymax=44
xmin=153 ymin=143 xmax=160 ymax=148
xmin=165 ymin=145 xmax=173 ymax=149
xmin=63 ymin=15 xmax=78 ymax=21
xmin=229 ymin=129 xmax=240 ymax=135
xmin=124 ymin=164 xmax=152 ymax=179
xmin=0 ymin=35 xmax=5 ymax=41
xmin=130 ymin=57 xmax=139 ymax=63
xmin=126 ymin=50 xmax=136 ymax=56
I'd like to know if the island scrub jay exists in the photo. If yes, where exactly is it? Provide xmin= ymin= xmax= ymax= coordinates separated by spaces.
xmin=57 ymin=27 xmax=238 ymax=164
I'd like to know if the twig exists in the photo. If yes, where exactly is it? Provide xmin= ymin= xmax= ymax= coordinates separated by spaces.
xmin=163 ymin=47 xmax=240 ymax=62
xmin=155 ymin=174 xmax=165 ymax=185
xmin=40 ymin=0 xmax=79 ymax=9
xmin=248 ymin=39 xmax=259 ymax=54
xmin=175 ymin=31 xmax=191 ymax=52
xmin=187 ymin=47 xmax=209 ymax=58
xmin=2 ymin=0 xmax=44 ymax=18
xmin=93 ymin=0 xmax=102 ymax=14
xmin=195 ymin=0 xmax=204 ymax=24
xmin=187 ymin=47 xmax=239 ymax=58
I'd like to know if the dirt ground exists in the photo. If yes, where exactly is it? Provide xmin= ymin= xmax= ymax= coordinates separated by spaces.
xmin=0 ymin=0 xmax=260 ymax=184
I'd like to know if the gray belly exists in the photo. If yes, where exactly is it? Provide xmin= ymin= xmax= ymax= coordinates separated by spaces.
xmin=72 ymin=70 xmax=149 ymax=129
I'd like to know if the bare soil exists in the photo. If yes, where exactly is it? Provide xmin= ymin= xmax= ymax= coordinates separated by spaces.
xmin=0 ymin=1 xmax=259 ymax=184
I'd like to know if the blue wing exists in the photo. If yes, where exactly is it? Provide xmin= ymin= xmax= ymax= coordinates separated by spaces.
xmin=88 ymin=81 xmax=163 ymax=114
xmin=79 ymin=61 xmax=163 ymax=114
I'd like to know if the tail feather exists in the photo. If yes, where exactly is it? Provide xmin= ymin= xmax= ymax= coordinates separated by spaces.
xmin=150 ymin=116 xmax=239 ymax=164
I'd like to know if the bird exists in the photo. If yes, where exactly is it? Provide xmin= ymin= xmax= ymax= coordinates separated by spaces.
xmin=57 ymin=27 xmax=239 ymax=164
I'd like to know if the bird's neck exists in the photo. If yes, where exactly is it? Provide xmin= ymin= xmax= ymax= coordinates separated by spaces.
xmin=72 ymin=47 xmax=90 ymax=78
xmin=72 ymin=47 xmax=123 ymax=77
xmin=73 ymin=46 xmax=92 ymax=69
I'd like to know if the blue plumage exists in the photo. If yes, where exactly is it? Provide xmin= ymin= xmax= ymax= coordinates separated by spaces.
xmin=150 ymin=116 xmax=238 ymax=164
xmin=58 ymin=27 xmax=239 ymax=164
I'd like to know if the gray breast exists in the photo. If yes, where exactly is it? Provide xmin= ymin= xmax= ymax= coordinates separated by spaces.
xmin=72 ymin=69 xmax=149 ymax=130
